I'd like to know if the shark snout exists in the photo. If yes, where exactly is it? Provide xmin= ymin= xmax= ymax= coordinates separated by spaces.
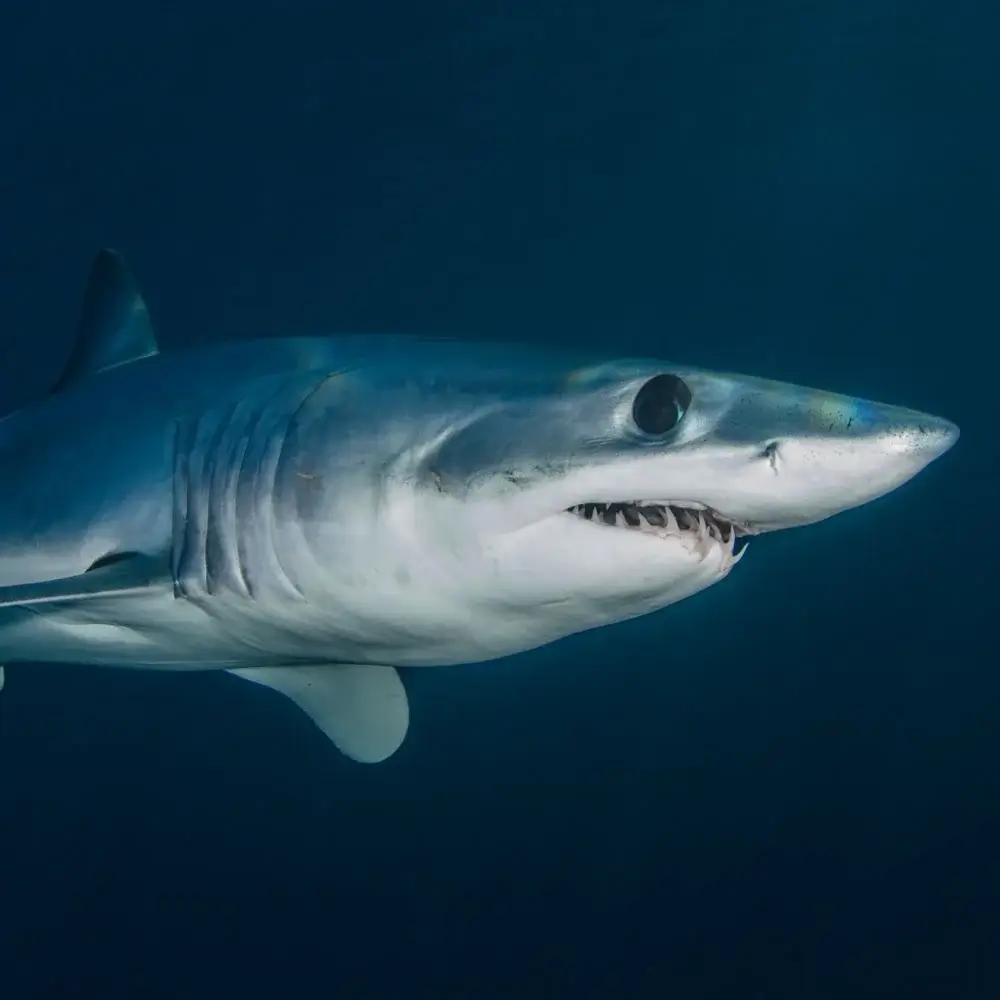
xmin=875 ymin=408 xmax=959 ymax=463
xmin=799 ymin=403 xmax=959 ymax=528
xmin=768 ymin=403 xmax=957 ymax=531
xmin=702 ymin=384 xmax=960 ymax=534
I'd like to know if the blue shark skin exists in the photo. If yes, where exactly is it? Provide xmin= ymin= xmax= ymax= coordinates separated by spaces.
xmin=0 ymin=250 xmax=959 ymax=761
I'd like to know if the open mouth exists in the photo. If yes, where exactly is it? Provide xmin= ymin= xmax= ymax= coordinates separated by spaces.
xmin=564 ymin=502 xmax=750 ymax=556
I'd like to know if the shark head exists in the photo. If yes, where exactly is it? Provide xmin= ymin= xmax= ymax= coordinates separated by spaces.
xmin=274 ymin=344 xmax=958 ymax=664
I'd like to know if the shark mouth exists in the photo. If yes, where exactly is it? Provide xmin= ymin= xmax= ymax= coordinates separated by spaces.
xmin=565 ymin=502 xmax=750 ymax=557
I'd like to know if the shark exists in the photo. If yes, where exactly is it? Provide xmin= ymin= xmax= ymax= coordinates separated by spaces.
xmin=0 ymin=250 xmax=959 ymax=763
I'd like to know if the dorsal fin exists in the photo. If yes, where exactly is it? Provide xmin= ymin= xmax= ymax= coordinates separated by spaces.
xmin=51 ymin=249 xmax=159 ymax=393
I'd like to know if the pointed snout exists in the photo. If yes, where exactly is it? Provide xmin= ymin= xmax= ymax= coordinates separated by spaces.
xmin=793 ymin=400 xmax=959 ymax=526
xmin=703 ymin=380 xmax=960 ymax=532
xmin=875 ymin=407 xmax=959 ymax=464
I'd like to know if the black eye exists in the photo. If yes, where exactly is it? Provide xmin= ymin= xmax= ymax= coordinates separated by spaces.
xmin=632 ymin=374 xmax=691 ymax=435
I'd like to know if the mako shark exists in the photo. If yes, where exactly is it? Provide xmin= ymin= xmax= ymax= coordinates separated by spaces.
xmin=0 ymin=250 xmax=958 ymax=763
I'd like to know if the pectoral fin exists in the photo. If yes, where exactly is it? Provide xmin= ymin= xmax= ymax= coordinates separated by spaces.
xmin=0 ymin=553 xmax=164 ymax=609
xmin=229 ymin=664 xmax=410 ymax=764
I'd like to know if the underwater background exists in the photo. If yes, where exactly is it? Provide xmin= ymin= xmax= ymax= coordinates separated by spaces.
xmin=0 ymin=1 xmax=996 ymax=997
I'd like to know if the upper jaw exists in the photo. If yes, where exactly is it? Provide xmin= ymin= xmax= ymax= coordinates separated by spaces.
xmin=562 ymin=501 xmax=753 ymax=566
xmin=563 ymin=499 xmax=755 ymax=537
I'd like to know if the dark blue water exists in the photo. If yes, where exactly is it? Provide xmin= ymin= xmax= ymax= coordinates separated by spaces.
xmin=1 ymin=2 xmax=996 ymax=997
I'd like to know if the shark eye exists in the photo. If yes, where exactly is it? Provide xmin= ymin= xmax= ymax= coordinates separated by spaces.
xmin=632 ymin=374 xmax=691 ymax=435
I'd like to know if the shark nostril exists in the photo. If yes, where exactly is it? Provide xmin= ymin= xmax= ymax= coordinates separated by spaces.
xmin=761 ymin=441 xmax=780 ymax=471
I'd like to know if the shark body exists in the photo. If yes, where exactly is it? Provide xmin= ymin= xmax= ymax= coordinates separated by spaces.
xmin=0 ymin=251 xmax=959 ymax=762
